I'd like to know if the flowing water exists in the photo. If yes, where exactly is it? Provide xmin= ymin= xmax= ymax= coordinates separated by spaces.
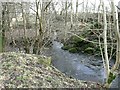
xmin=46 ymin=41 xmax=119 ymax=88
xmin=5 ymin=39 xmax=119 ymax=88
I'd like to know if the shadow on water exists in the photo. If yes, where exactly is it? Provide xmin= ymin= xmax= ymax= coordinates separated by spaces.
xmin=49 ymin=41 xmax=118 ymax=88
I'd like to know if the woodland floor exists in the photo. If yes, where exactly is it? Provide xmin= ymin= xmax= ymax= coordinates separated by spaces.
xmin=0 ymin=52 xmax=104 ymax=88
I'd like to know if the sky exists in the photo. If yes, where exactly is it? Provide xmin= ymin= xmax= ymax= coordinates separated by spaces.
xmin=0 ymin=0 xmax=119 ymax=13
xmin=0 ymin=0 xmax=119 ymax=6
xmin=0 ymin=0 xmax=119 ymax=4
xmin=53 ymin=0 xmax=120 ymax=13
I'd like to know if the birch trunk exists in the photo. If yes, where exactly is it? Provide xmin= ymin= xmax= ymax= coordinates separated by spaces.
xmin=114 ymin=9 xmax=120 ymax=71
xmin=64 ymin=1 xmax=67 ymax=42
xmin=111 ymin=0 xmax=120 ymax=72
xmin=98 ymin=0 xmax=102 ymax=23
xmin=102 ymin=0 xmax=110 ymax=87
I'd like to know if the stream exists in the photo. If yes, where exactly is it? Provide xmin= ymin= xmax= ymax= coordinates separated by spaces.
xmin=5 ymin=39 xmax=119 ymax=88
xmin=45 ymin=41 xmax=119 ymax=88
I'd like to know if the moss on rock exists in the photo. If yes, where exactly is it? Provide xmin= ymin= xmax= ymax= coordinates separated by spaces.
xmin=72 ymin=36 xmax=83 ymax=43
xmin=61 ymin=45 xmax=71 ymax=50
xmin=84 ymin=47 xmax=94 ymax=54
xmin=68 ymin=48 xmax=78 ymax=53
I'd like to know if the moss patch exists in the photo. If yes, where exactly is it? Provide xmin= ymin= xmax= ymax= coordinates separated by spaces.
xmin=84 ymin=47 xmax=94 ymax=54
xmin=61 ymin=45 xmax=71 ymax=50
xmin=107 ymin=72 xmax=116 ymax=84
xmin=61 ymin=35 xmax=96 ymax=54
xmin=69 ymin=48 xmax=78 ymax=53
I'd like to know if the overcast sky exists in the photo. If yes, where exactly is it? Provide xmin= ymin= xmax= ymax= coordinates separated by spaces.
xmin=0 ymin=0 xmax=119 ymax=13
xmin=53 ymin=0 xmax=120 ymax=12
xmin=0 ymin=0 xmax=119 ymax=4
xmin=0 ymin=0 xmax=119 ymax=6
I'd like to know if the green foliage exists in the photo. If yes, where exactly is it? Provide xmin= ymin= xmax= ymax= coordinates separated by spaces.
xmin=61 ymin=25 xmax=104 ymax=55
xmin=46 ymin=76 xmax=53 ymax=82
xmin=61 ymin=45 xmax=71 ymax=50
xmin=107 ymin=72 xmax=116 ymax=84
xmin=84 ymin=47 xmax=94 ymax=54
xmin=38 ymin=57 xmax=51 ymax=66
xmin=68 ymin=48 xmax=78 ymax=53
xmin=62 ymin=34 xmax=97 ymax=55
xmin=72 ymin=36 xmax=83 ymax=43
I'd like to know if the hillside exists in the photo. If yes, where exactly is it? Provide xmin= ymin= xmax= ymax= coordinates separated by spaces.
xmin=0 ymin=52 xmax=103 ymax=88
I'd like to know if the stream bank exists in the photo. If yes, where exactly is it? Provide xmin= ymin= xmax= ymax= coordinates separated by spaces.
xmin=3 ymin=37 xmax=119 ymax=88
xmin=3 ymin=41 xmax=119 ymax=88
xmin=0 ymin=52 xmax=103 ymax=88
xmin=45 ymin=41 xmax=119 ymax=88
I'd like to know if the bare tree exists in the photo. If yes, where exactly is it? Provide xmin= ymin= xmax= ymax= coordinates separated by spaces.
xmin=70 ymin=0 xmax=73 ymax=28
xmin=101 ymin=0 xmax=120 ymax=88
xmin=102 ymin=0 xmax=110 ymax=87
xmin=1 ymin=3 xmax=8 ymax=52
xmin=110 ymin=0 xmax=120 ymax=72
xmin=76 ymin=0 xmax=78 ymax=21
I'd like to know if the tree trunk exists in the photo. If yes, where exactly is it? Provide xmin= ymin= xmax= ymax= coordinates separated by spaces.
xmin=21 ymin=3 xmax=30 ymax=53
xmin=64 ymin=0 xmax=68 ymax=42
xmin=70 ymin=0 xmax=73 ymax=29
xmin=76 ymin=0 xmax=78 ymax=21
xmin=1 ymin=3 xmax=7 ymax=52
xmin=111 ymin=0 xmax=120 ymax=72
xmin=102 ymin=0 xmax=110 ymax=88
